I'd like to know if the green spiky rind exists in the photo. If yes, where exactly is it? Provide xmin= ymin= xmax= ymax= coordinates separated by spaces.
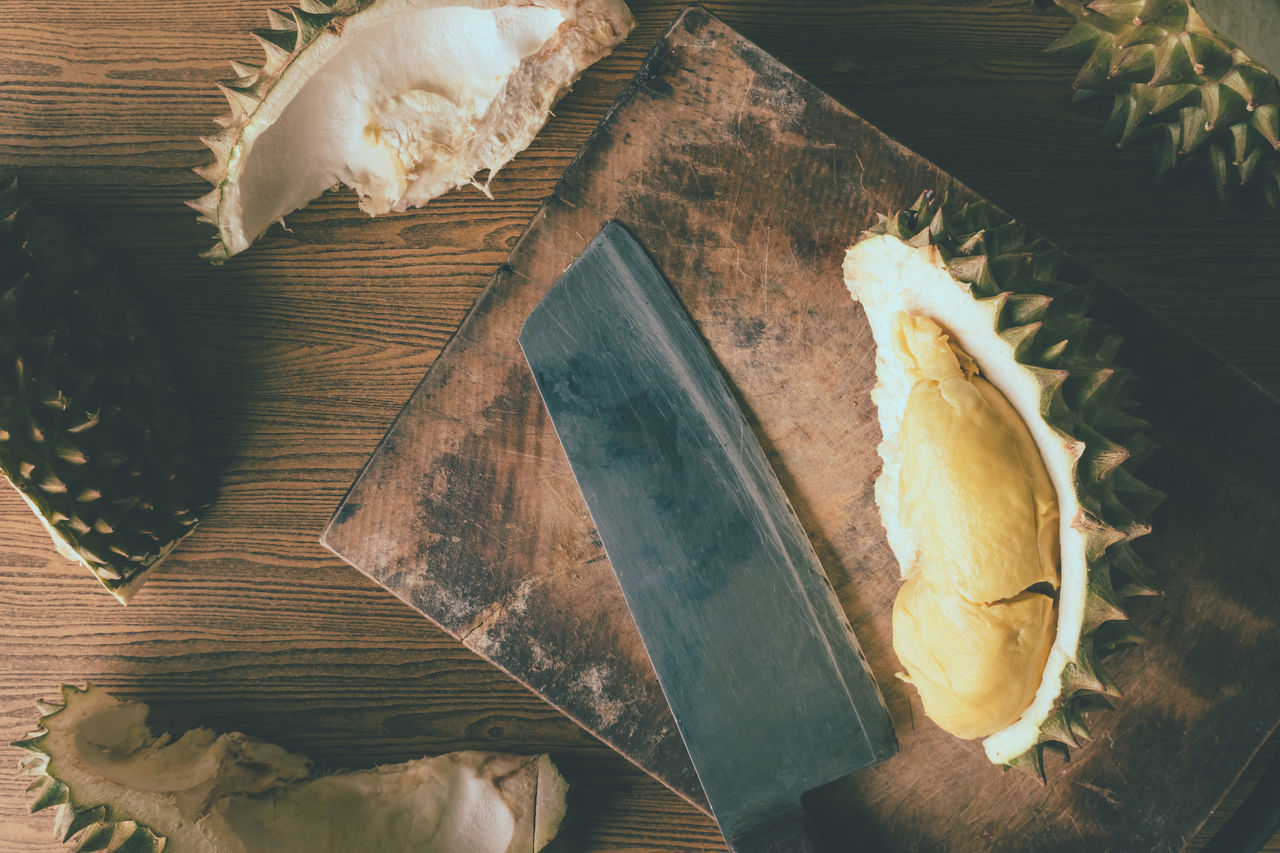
xmin=0 ymin=181 xmax=213 ymax=602
xmin=870 ymin=191 xmax=1162 ymax=780
xmin=189 ymin=0 xmax=351 ymax=262
xmin=1047 ymin=0 xmax=1280 ymax=206
xmin=13 ymin=686 xmax=167 ymax=853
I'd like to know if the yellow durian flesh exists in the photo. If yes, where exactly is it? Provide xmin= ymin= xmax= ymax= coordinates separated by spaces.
xmin=890 ymin=313 xmax=1059 ymax=739
xmin=895 ymin=314 xmax=1060 ymax=603
xmin=894 ymin=577 xmax=1055 ymax=740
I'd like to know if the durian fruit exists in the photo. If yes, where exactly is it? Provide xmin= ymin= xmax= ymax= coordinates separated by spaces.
xmin=1046 ymin=0 xmax=1280 ymax=206
xmin=191 ymin=0 xmax=634 ymax=261
xmin=15 ymin=684 xmax=570 ymax=853
xmin=0 ymin=179 xmax=212 ymax=603
xmin=844 ymin=191 xmax=1161 ymax=776
xmin=887 ymin=313 xmax=1060 ymax=741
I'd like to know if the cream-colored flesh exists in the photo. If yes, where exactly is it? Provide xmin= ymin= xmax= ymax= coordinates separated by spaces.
xmin=893 ymin=576 xmax=1055 ymax=740
xmin=223 ymin=3 xmax=567 ymax=256
xmin=890 ymin=313 xmax=1058 ymax=739
xmin=844 ymin=235 xmax=1087 ymax=763
xmin=895 ymin=314 xmax=1059 ymax=604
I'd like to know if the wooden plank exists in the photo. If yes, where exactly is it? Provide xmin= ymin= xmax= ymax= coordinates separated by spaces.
xmin=323 ymin=8 xmax=1280 ymax=851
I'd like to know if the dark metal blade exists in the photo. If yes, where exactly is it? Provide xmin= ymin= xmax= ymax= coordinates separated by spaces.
xmin=519 ymin=222 xmax=897 ymax=844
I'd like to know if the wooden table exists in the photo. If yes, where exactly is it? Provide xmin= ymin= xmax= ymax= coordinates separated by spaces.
xmin=1 ymin=2 xmax=1276 ymax=850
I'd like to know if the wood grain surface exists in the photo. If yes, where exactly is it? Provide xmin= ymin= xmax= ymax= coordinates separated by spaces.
xmin=0 ymin=2 xmax=1276 ymax=852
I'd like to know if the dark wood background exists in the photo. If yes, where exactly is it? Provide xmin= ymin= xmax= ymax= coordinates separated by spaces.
xmin=0 ymin=2 xmax=1275 ymax=851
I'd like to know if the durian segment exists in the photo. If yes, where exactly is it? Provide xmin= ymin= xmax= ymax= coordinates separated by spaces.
xmin=893 ymin=575 xmax=1056 ymax=740
xmin=895 ymin=314 xmax=1060 ymax=605
xmin=844 ymin=192 xmax=1160 ymax=773
xmin=887 ymin=313 xmax=1060 ymax=740
xmin=0 ymin=179 xmax=212 ymax=603
xmin=1047 ymin=0 xmax=1280 ymax=206
xmin=193 ymin=0 xmax=634 ymax=260
xmin=14 ymin=685 xmax=569 ymax=853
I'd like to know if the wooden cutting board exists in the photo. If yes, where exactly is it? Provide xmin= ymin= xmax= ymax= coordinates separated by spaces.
xmin=322 ymin=8 xmax=1280 ymax=851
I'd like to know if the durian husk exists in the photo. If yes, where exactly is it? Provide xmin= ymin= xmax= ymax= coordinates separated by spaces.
xmin=1046 ymin=0 xmax=1280 ymax=206
xmin=14 ymin=684 xmax=570 ymax=853
xmin=844 ymin=191 xmax=1162 ymax=776
xmin=0 ymin=179 xmax=212 ymax=603
xmin=190 ymin=0 xmax=634 ymax=261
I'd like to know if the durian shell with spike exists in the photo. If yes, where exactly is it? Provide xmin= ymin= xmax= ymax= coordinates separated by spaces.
xmin=16 ymin=693 xmax=167 ymax=853
xmin=843 ymin=192 xmax=1161 ymax=775
xmin=14 ymin=684 xmax=571 ymax=853
xmin=1047 ymin=0 xmax=1280 ymax=206
xmin=0 ymin=180 xmax=212 ymax=603
xmin=191 ymin=0 xmax=634 ymax=261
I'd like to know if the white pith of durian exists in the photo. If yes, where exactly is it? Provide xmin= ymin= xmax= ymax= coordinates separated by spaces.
xmin=192 ymin=0 xmax=634 ymax=260
xmin=845 ymin=235 xmax=1087 ymax=765
xmin=15 ymin=684 xmax=569 ymax=853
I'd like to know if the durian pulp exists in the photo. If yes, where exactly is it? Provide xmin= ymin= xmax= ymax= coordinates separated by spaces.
xmin=226 ymin=3 xmax=567 ymax=255
xmin=890 ymin=313 xmax=1059 ymax=740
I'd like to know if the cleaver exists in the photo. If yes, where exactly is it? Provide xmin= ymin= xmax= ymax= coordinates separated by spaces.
xmin=519 ymin=222 xmax=897 ymax=852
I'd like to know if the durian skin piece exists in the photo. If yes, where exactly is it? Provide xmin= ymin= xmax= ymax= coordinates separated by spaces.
xmin=14 ymin=684 xmax=570 ymax=853
xmin=844 ymin=192 xmax=1161 ymax=775
xmin=0 ymin=180 xmax=212 ymax=603
xmin=890 ymin=313 xmax=1059 ymax=740
xmin=191 ymin=0 xmax=635 ymax=261
xmin=1046 ymin=0 xmax=1280 ymax=207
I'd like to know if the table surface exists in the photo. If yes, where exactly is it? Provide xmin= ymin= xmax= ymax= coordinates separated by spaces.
xmin=0 ymin=2 xmax=1276 ymax=851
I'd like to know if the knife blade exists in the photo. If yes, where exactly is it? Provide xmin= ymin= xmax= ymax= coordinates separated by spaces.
xmin=518 ymin=221 xmax=897 ymax=852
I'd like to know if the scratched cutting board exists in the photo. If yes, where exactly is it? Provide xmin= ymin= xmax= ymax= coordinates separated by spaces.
xmin=322 ymin=7 xmax=1280 ymax=851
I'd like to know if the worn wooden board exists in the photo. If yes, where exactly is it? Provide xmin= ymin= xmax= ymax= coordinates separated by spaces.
xmin=322 ymin=8 xmax=1280 ymax=851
